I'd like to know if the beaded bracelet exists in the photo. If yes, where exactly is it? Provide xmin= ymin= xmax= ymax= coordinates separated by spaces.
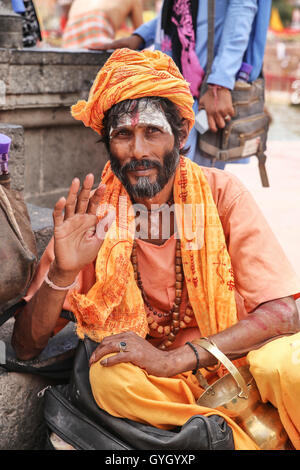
xmin=44 ymin=272 xmax=78 ymax=291
xmin=185 ymin=341 xmax=200 ymax=375
xmin=192 ymin=337 xmax=221 ymax=373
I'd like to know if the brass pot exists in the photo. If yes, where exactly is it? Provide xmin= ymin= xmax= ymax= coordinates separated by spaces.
xmin=195 ymin=338 xmax=291 ymax=450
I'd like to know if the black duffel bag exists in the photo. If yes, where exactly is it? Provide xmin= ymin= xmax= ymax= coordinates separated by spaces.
xmin=43 ymin=338 xmax=235 ymax=450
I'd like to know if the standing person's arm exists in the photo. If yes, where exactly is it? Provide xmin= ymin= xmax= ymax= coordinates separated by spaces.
xmin=199 ymin=0 xmax=259 ymax=132
xmin=130 ymin=0 xmax=144 ymax=30
xmin=94 ymin=16 xmax=158 ymax=51
xmin=133 ymin=16 xmax=158 ymax=48
xmin=207 ymin=0 xmax=259 ymax=90
xmin=11 ymin=174 xmax=113 ymax=360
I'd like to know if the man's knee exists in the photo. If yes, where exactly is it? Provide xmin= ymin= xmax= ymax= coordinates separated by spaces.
xmin=248 ymin=334 xmax=300 ymax=372
xmin=248 ymin=333 xmax=300 ymax=401
xmin=89 ymin=355 xmax=145 ymax=411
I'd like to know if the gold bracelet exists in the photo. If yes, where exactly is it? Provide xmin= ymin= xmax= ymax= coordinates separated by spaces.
xmin=192 ymin=337 xmax=221 ymax=373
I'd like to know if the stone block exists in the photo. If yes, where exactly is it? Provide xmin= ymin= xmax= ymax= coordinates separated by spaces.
xmin=0 ymin=48 xmax=10 ymax=64
xmin=10 ymin=48 xmax=110 ymax=67
xmin=6 ymin=63 xmax=101 ymax=96
xmin=24 ymin=127 xmax=41 ymax=196
xmin=0 ymin=123 xmax=24 ymax=191
xmin=7 ymin=64 xmax=44 ymax=95
xmin=0 ymin=1 xmax=23 ymax=49
xmin=3 ymin=49 xmax=111 ymax=97
xmin=26 ymin=203 xmax=53 ymax=259
xmin=0 ymin=319 xmax=52 ymax=450
xmin=0 ymin=71 xmax=8 ymax=106
xmin=25 ymin=191 xmax=67 ymax=209
xmin=0 ymin=318 xmax=78 ymax=450
xmin=42 ymin=125 xmax=108 ymax=195
xmin=27 ymin=204 xmax=53 ymax=231
xmin=22 ymin=120 xmax=108 ymax=207
xmin=42 ymin=65 xmax=96 ymax=94
xmin=0 ymin=366 xmax=50 ymax=449
xmin=0 ymin=47 xmax=111 ymax=204
xmin=34 ymin=226 xmax=53 ymax=260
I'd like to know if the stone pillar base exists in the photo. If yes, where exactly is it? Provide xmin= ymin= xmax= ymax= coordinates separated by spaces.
xmin=0 ymin=319 xmax=54 ymax=450
xmin=0 ymin=1 xmax=23 ymax=49
xmin=0 ymin=123 xmax=25 ymax=191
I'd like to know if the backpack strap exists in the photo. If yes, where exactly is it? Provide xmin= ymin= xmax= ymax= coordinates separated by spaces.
xmin=200 ymin=0 xmax=215 ymax=94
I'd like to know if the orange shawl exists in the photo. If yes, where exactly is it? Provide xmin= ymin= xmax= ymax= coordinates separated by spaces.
xmin=69 ymin=157 xmax=238 ymax=343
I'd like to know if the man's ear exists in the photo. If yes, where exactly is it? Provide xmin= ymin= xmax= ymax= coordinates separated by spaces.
xmin=179 ymin=119 xmax=190 ymax=149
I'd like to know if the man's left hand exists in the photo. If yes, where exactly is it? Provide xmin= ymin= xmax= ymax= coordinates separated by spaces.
xmin=89 ymin=331 xmax=180 ymax=377
xmin=198 ymin=86 xmax=235 ymax=133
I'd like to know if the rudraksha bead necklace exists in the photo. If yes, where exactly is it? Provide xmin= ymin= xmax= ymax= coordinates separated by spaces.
xmin=131 ymin=238 xmax=194 ymax=350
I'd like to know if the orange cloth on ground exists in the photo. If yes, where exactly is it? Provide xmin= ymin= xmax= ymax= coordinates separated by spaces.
xmin=247 ymin=332 xmax=300 ymax=449
xmin=69 ymin=157 xmax=239 ymax=348
xmin=89 ymin=357 xmax=259 ymax=450
xmin=70 ymin=48 xmax=195 ymax=136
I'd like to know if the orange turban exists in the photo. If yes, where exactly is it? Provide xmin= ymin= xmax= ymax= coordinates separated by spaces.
xmin=71 ymin=48 xmax=195 ymax=135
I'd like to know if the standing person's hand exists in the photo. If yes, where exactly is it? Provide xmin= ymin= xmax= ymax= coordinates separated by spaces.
xmin=88 ymin=34 xmax=144 ymax=51
xmin=198 ymin=86 xmax=235 ymax=133
xmin=52 ymin=174 xmax=115 ymax=280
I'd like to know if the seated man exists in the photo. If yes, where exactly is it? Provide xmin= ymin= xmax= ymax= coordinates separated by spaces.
xmin=12 ymin=49 xmax=300 ymax=450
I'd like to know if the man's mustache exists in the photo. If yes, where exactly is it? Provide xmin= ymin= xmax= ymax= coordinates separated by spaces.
xmin=120 ymin=159 xmax=162 ymax=175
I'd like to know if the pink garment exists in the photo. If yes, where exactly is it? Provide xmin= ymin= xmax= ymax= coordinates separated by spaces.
xmin=171 ymin=0 xmax=204 ymax=98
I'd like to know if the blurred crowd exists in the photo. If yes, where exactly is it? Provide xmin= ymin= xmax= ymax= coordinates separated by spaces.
xmin=32 ymin=0 xmax=162 ymax=48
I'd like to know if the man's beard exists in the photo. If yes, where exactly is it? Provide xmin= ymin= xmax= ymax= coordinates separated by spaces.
xmin=109 ymin=146 xmax=180 ymax=200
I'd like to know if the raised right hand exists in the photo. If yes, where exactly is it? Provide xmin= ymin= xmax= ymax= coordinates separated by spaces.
xmin=88 ymin=34 xmax=143 ymax=51
xmin=52 ymin=174 xmax=115 ymax=279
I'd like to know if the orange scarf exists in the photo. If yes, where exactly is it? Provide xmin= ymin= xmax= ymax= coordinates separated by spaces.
xmin=69 ymin=157 xmax=238 ymax=343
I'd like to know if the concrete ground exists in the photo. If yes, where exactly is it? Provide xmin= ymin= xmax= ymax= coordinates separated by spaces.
xmin=226 ymin=104 xmax=300 ymax=280
xmin=226 ymin=142 xmax=300 ymax=279
xmin=225 ymin=102 xmax=300 ymax=311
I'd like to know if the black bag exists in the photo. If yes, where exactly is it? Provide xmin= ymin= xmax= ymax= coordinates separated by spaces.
xmin=43 ymin=339 xmax=235 ymax=450
xmin=2 ymin=315 xmax=79 ymax=381
xmin=198 ymin=0 xmax=270 ymax=187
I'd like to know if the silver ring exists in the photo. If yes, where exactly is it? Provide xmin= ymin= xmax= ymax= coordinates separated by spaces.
xmin=224 ymin=115 xmax=231 ymax=121
xmin=119 ymin=341 xmax=127 ymax=352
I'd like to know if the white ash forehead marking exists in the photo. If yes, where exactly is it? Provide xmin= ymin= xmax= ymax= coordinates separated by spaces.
xmin=109 ymin=100 xmax=172 ymax=137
